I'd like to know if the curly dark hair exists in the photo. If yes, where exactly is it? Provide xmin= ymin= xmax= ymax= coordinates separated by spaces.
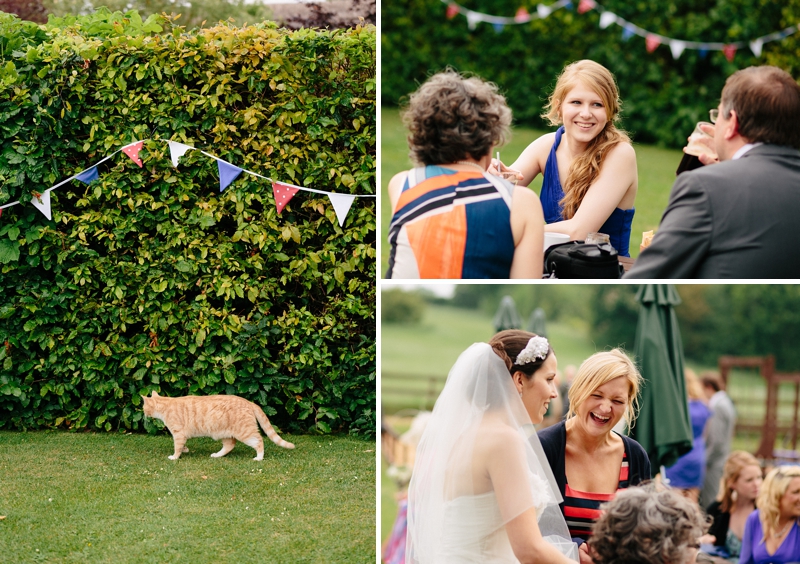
xmin=590 ymin=485 xmax=708 ymax=564
xmin=401 ymin=69 xmax=512 ymax=166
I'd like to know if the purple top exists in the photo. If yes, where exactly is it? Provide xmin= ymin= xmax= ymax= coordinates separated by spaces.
xmin=739 ymin=510 xmax=800 ymax=564
xmin=664 ymin=399 xmax=711 ymax=488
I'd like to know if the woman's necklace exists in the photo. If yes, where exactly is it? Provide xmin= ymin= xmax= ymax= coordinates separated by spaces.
xmin=773 ymin=518 xmax=797 ymax=538
xmin=454 ymin=160 xmax=486 ymax=172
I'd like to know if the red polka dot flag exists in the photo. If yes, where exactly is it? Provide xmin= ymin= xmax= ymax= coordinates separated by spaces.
xmin=122 ymin=141 xmax=144 ymax=168
xmin=272 ymin=182 xmax=300 ymax=215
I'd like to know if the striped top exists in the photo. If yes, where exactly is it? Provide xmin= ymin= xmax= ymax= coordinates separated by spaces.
xmin=386 ymin=166 xmax=515 ymax=279
xmin=563 ymin=452 xmax=629 ymax=540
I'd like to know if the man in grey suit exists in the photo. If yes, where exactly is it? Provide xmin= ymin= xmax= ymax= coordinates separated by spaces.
xmin=698 ymin=373 xmax=736 ymax=509
xmin=626 ymin=66 xmax=800 ymax=278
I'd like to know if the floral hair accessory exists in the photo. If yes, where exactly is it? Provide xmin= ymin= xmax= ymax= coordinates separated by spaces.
xmin=516 ymin=336 xmax=550 ymax=365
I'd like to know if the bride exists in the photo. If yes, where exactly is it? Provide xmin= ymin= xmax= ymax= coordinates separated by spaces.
xmin=406 ymin=330 xmax=580 ymax=563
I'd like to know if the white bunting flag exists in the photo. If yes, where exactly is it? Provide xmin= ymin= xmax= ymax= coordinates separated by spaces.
xmin=537 ymin=3 xmax=552 ymax=18
xmin=168 ymin=141 xmax=194 ymax=168
xmin=599 ymin=12 xmax=616 ymax=29
xmin=670 ymin=40 xmax=687 ymax=59
xmin=750 ymin=39 xmax=764 ymax=57
xmin=466 ymin=11 xmax=481 ymax=30
xmin=328 ymin=193 xmax=356 ymax=227
xmin=31 ymin=190 xmax=52 ymax=220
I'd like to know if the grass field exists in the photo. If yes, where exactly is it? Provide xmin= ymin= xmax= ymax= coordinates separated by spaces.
xmin=0 ymin=431 xmax=375 ymax=564
xmin=380 ymin=107 xmax=683 ymax=275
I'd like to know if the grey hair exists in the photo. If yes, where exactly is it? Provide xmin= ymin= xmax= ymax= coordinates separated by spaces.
xmin=590 ymin=485 xmax=708 ymax=564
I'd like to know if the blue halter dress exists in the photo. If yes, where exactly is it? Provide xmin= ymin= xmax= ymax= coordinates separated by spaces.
xmin=540 ymin=126 xmax=635 ymax=257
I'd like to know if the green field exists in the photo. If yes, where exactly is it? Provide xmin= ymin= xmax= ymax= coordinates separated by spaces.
xmin=0 ymin=431 xmax=375 ymax=564
xmin=380 ymin=107 xmax=682 ymax=275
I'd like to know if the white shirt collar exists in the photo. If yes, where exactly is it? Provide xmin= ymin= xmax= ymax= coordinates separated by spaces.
xmin=732 ymin=142 xmax=763 ymax=160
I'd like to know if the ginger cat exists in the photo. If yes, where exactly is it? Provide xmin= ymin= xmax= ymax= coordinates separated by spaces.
xmin=141 ymin=392 xmax=295 ymax=460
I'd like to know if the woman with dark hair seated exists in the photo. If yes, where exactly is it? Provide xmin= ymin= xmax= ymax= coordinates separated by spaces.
xmin=590 ymin=486 xmax=708 ymax=564
xmin=386 ymin=70 xmax=544 ymax=279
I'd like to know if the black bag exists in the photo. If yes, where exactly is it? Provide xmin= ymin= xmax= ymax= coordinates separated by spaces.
xmin=544 ymin=241 xmax=623 ymax=279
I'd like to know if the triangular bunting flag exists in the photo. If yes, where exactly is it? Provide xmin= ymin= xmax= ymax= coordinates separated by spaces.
xmin=76 ymin=166 xmax=99 ymax=184
xmin=621 ymin=26 xmax=635 ymax=41
xmin=446 ymin=3 xmax=458 ymax=19
xmin=466 ymin=11 xmax=481 ymax=30
xmin=537 ymin=3 xmax=551 ymax=18
xmin=750 ymin=39 xmax=763 ymax=57
xmin=328 ymin=194 xmax=356 ymax=228
xmin=168 ymin=141 xmax=194 ymax=168
xmin=645 ymin=34 xmax=661 ymax=53
xmin=722 ymin=44 xmax=737 ymax=62
xmin=564 ymin=1 xmax=573 ymax=10
xmin=122 ymin=141 xmax=144 ymax=168
xmin=514 ymin=7 xmax=529 ymax=23
xmin=698 ymin=48 xmax=709 ymax=59
xmin=31 ymin=190 xmax=52 ymax=221
xmin=599 ymin=12 xmax=616 ymax=29
xmin=493 ymin=23 xmax=504 ymax=33
xmin=670 ymin=40 xmax=686 ymax=59
xmin=577 ymin=0 xmax=595 ymax=14
xmin=217 ymin=160 xmax=243 ymax=192
xmin=272 ymin=183 xmax=300 ymax=215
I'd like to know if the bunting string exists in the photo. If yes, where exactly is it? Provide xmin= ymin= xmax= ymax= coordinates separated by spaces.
xmin=0 ymin=139 xmax=375 ymax=228
xmin=441 ymin=0 xmax=800 ymax=60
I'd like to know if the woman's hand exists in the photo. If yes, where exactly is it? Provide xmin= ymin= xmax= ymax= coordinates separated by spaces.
xmin=699 ymin=534 xmax=716 ymax=545
xmin=490 ymin=159 xmax=524 ymax=183
xmin=578 ymin=542 xmax=594 ymax=564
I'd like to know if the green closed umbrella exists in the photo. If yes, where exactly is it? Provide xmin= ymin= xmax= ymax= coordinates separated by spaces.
xmin=493 ymin=295 xmax=522 ymax=332
xmin=527 ymin=307 xmax=548 ymax=337
xmin=629 ymin=284 xmax=693 ymax=470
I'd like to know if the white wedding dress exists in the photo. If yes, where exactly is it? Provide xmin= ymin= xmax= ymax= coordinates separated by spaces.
xmin=406 ymin=343 xmax=578 ymax=564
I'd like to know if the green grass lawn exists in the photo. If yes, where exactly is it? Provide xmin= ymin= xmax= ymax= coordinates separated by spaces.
xmin=380 ymin=107 xmax=682 ymax=275
xmin=0 ymin=431 xmax=375 ymax=564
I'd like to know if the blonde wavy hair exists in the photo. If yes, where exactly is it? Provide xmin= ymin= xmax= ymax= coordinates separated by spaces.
xmin=756 ymin=465 xmax=800 ymax=540
xmin=542 ymin=60 xmax=630 ymax=219
xmin=567 ymin=349 xmax=642 ymax=431
xmin=717 ymin=451 xmax=761 ymax=513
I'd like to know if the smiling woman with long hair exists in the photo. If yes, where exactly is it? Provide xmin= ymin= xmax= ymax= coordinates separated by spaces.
xmin=495 ymin=60 xmax=638 ymax=256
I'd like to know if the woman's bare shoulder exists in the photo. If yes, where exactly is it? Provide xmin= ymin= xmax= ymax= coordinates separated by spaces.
xmin=607 ymin=140 xmax=637 ymax=162
xmin=387 ymin=170 xmax=411 ymax=208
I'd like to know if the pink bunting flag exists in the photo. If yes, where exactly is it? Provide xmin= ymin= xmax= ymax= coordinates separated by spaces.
xmin=722 ymin=44 xmax=737 ymax=62
xmin=122 ymin=142 xmax=144 ymax=168
xmin=272 ymin=183 xmax=300 ymax=215
xmin=514 ymin=7 xmax=529 ymax=22
xmin=645 ymin=34 xmax=661 ymax=53
xmin=446 ymin=3 xmax=458 ymax=19
xmin=577 ymin=0 xmax=595 ymax=14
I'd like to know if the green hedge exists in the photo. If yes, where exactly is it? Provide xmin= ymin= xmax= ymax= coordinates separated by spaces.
xmin=382 ymin=0 xmax=798 ymax=147
xmin=0 ymin=10 xmax=376 ymax=437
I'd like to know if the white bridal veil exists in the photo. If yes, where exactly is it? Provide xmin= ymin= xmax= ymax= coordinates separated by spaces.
xmin=406 ymin=343 xmax=578 ymax=563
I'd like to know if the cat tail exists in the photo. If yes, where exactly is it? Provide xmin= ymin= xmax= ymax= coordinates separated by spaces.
xmin=254 ymin=406 xmax=295 ymax=449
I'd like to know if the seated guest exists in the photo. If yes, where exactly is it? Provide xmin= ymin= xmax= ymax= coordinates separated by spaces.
xmin=590 ymin=485 xmax=708 ymax=564
xmin=386 ymin=70 xmax=544 ymax=279
xmin=626 ymin=65 xmax=800 ymax=279
xmin=739 ymin=465 xmax=800 ymax=564
xmin=494 ymin=60 xmax=638 ymax=256
xmin=699 ymin=451 xmax=762 ymax=563
xmin=538 ymin=349 xmax=651 ymax=543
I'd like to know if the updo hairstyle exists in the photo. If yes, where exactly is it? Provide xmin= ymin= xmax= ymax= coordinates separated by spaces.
xmin=488 ymin=329 xmax=553 ymax=381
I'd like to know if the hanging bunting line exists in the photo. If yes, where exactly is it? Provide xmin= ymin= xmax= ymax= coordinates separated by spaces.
xmin=0 ymin=139 xmax=374 ymax=227
xmin=440 ymin=0 xmax=800 ymax=60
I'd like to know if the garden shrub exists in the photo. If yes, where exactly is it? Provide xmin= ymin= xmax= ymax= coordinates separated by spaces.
xmin=0 ymin=10 xmax=377 ymax=438
xmin=382 ymin=0 xmax=797 ymax=147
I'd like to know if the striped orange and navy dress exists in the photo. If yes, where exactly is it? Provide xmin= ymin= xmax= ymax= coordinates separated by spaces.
xmin=563 ymin=452 xmax=629 ymax=541
xmin=386 ymin=166 xmax=515 ymax=279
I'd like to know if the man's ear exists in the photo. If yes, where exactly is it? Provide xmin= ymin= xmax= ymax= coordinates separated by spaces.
xmin=724 ymin=109 xmax=740 ymax=141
